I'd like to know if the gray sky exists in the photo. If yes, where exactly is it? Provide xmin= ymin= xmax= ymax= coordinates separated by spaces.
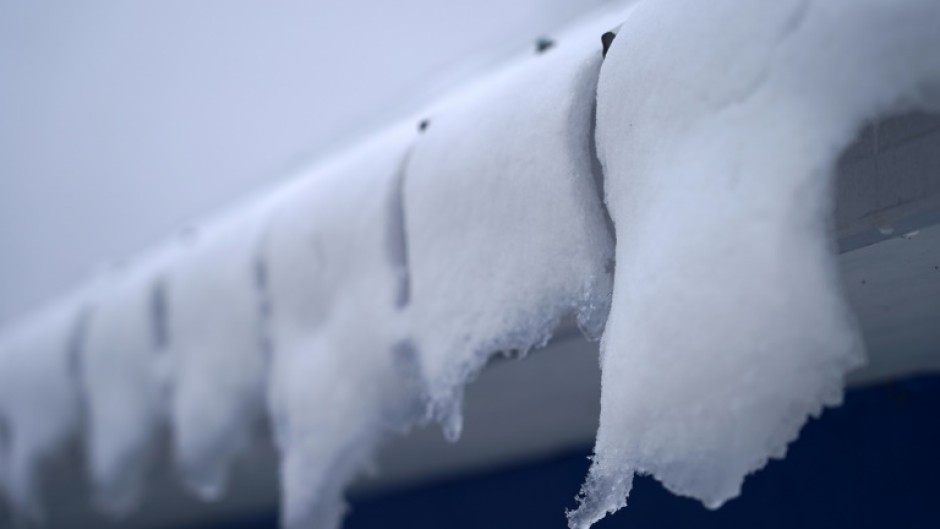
xmin=0 ymin=0 xmax=612 ymax=322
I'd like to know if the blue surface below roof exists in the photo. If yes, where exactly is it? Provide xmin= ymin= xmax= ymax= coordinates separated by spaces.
xmin=212 ymin=374 xmax=940 ymax=529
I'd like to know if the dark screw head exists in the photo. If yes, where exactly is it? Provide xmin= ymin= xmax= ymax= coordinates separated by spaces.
xmin=418 ymin=119 xmax=430 ymax=132
xmin=536 ymin=37 xmax=555 ymax=54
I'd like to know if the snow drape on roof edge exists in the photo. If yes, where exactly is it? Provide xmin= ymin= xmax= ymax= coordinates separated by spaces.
xmin=164 ymin=201 xmax=274 ymax=501
xmin=0 ymin=291 xmax=88 ymax=521
xmin=569 ymin=0 xmax=940 ymax=526
xmin=404 ymin=19 xmax=616 ymax=442
xmin=262 ymin=125 xmax=424 ymax=529
xmin=81 ymin=246 xmax=179 ymax=515
xmin=0 ymin=1 xmax=938 ymax=528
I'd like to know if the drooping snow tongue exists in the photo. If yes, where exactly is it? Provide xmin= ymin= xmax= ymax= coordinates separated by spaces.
xmin=571 ymin=0 xmax=940 ymax=527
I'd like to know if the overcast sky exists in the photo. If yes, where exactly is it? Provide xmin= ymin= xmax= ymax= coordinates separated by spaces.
xmin=0 ymin=0 xmax=614 ymax=322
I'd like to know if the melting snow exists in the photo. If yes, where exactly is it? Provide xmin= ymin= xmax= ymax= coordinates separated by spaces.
xmin=0 ymin=294 xmax=88 ymax=519
xmin=404 ymin=21 xmax=615 ymax=440
xmin=81 ymin=249 xmax=178 ymax=515
xmin=568 ymin=0 xmax=940 ymax=527
xmin=1 ymin=2 xmax=939 ymax=528
xmin=263 ymin=125 xmax=424 ymax=529
xmin=162 ymin=206 xmax=272 ymax=500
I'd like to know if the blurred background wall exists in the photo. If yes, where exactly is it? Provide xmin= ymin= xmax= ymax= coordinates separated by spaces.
xmin=0 ymin=0 xmax=612 ymax=323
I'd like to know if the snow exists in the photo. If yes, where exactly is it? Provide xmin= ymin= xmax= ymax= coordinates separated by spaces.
xmin=80 ymin=248 xmax=179 ymax=516
xmin=162 ymin=205 xmax=272 ymax=500
xmin=262 ymin=125 xmax=424 ymax=529
xmin=0 ymin=293 xmax=89 ymax=519
xmin=404 ymin=20 xmax=615 ymax=440
xmin=0 ymin=0 xmax=617 ymax=326
xmin=0 ymin=2 xmax=938 ymax=528
xmin=568 ymin=1 xmax=940 ymax=527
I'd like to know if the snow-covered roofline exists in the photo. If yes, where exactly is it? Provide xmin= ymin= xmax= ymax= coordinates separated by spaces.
xmin=1 ymin=1 xmax=939 ymax=528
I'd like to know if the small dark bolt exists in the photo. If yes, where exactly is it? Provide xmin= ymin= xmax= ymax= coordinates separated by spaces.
xmin=418 ymin=119 xmax=430 ymax=132
xmin=535 ymin=37 xmax=555 ymax=54
xmin=601 ymin=31 xmax=616 ymax=57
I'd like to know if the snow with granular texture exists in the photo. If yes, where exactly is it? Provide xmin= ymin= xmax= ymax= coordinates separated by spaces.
xmin=263 ymin=125 xmax=423 ymax=529
xmin=163 ymin=206 xmax=271 ymax=500
xmin=0 ymin=293 xmax=88 ymax=519
xmin=404 ymin=21 xmax=616 ymax=440
xmin=81 ymin=249 xmax=179 ymax=516
xmin=568 ymin=1 xmax=940 ymax=527
xmin=2 ymin=2 xmax=940 ymax=527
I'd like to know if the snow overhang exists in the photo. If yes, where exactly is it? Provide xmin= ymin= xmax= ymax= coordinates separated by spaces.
xmin=1 ymin=1 xmax=939 ymax=528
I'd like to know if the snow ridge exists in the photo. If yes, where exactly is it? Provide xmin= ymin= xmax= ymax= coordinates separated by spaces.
xmin=570 ymin=0 xmax=940 ymax=527
xmin=1 ymin=2 xmax=939 ymax=529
